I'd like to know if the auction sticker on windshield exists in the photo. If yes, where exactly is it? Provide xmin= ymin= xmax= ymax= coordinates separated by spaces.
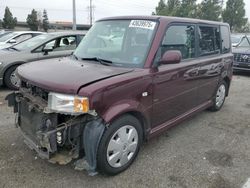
xmin=129 ymin=20 xmax=156 ymax=30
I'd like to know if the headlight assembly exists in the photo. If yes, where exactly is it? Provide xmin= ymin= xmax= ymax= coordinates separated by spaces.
xmin=47 ymin=92 xmax=89 ymax=114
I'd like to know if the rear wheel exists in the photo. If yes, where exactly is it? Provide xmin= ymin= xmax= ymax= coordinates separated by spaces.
xmin=209 ymin=80 xmax=227 ymax=111
xmin=97 ymin=115 xmax=143 ymax=175
xmin=4 ymin=65 xmax=20 ymax=90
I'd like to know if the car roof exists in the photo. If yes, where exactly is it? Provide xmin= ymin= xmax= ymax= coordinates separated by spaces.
xmin=28 ymin=31 xmax=86 ymax=42
xmin=12 ymin=31 xmax=44 ymax=34
xmin=13 ymin=31 xmax=86 ymax=51
xmin=47 ymin=31 xmax=87 ymax=36
xmin=97 ymin=15 xmax=229 ymax=26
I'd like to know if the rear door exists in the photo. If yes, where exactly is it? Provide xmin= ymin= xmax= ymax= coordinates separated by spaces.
xmin=152 ymin=24 xmax=200 ymax=127
xmin=194 ymin=25 xmax=226 ymax=105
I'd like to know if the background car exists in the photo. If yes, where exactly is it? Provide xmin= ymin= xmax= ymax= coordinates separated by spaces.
xmin=0 ymin=31 xmax=43 ymax=50
xmin=231 ymin=33 xmax=246 ymax=47
xmin=0 ymin=31 xmax=85 ymax=89
xmin=232 ymin=34 xmax=250 ymax=72
xmin=0 ymin=30 xmax=13 ymax=38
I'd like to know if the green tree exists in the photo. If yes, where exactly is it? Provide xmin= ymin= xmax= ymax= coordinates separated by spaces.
xmin=26 ymin=9 xmax=39 ymax=31
xmin=153 ymin=0 xmax=180 ymax=16
xmin=42 ymin=9 xmax=49 ymax=32
xmin=2 ymin=7 xmax=17 ymax=29
xmin=222 ymin=0 xmax=248 ymax=32
xmin=177 ymin=0 xmax=198 ymax=18
xmin=199 ymin=0 xmax=222 ymax=21
xmin=153 ymin=0 xmax=167 ymax=15
xmin=239 ymin=22 xmax=250 ymax=33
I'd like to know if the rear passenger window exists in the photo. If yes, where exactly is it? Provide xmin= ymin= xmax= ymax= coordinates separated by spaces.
xmin=198 ymin=26 xmax=220 ymax=56
xmin=161 ymin=25 xmax=195 ymax=60
xmin=220 ymin=26 xmax=231 ymax=53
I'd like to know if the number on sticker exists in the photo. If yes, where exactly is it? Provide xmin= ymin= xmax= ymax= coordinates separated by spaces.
xmin=129 ymin=20 xmax=156 ymax=30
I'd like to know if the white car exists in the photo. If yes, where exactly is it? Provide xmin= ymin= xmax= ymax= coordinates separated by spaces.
xmin=0 ymin=31 xmax=43 ymax=49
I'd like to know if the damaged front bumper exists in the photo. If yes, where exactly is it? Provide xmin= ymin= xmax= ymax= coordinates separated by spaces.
xmin=6 ymin=90 xmax=105 ymax=175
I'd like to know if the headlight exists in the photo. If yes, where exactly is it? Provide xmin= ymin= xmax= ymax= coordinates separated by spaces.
xmin=47 ymin=92 xmax=89 ymax=114
xmin=0 ymin=62 xmax=3 ymax=65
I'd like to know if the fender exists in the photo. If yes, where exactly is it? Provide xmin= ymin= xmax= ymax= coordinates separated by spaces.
xmin=101 ymin=100 xmax=141 ymax=123
xmin=99 ymin=100 xmax=151 ymax=137
xmin=1 ymin=61 xmax=26 ymax=78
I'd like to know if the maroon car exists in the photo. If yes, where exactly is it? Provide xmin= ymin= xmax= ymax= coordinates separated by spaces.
xmin=6 ymin=16 xmax=233 ymax=175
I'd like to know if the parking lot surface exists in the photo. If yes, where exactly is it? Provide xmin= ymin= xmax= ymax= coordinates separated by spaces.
xmin=0 ymin=73 xmax=250 ymax=188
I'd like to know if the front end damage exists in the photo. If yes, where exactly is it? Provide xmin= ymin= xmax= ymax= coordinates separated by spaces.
xmin=6 ymin=87 xmax=105 ymax=175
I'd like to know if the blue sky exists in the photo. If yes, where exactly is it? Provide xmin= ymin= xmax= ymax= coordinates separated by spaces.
xmin=0 ymin=0 xmax=249 ymax=25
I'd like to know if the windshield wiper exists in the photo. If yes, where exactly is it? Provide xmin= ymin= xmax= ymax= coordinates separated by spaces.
xmin=81 ymin=57 xmax=113 ymax=66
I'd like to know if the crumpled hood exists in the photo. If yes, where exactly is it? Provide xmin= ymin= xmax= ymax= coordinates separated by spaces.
xmin=17 ymin=57 xmax=134 ymax=94
xmin=232 ymin=47 xmax=250 ymax=54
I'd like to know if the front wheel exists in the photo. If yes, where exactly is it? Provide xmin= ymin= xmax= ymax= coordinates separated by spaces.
xmin=4 ymin=65 xmax=20 ymax=90
xmin=97 ymin=115 xmax=143 ymax=175
xmin=209 ymin=81 xmax=227 ymax=111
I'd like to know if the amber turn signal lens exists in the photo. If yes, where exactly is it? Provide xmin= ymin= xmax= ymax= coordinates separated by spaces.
xmin=74 ymin=98 xmax=89 ymax=113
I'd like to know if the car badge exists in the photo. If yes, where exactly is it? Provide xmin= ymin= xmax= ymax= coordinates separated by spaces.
xmin=242 ymin=55 xmax=249 ymax=60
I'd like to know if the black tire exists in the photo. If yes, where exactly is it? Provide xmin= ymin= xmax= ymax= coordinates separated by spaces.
xmin=4 ymin=65 xmax=20 ymax=90
xmin=209 ymin=80 xmax=228 ymax=112
xmin=97 ymin=115 xmax=143 ymax=175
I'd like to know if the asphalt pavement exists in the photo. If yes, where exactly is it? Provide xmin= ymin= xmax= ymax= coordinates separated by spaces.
xmin=0 ymin=73 xmax=250 ymax=188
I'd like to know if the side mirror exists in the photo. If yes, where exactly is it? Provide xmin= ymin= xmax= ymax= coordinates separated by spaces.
xmin=8 ymin=39 xmax=16 ymax=44
xmin=43 ymin=46 xmax=53 ymax=55
xmin=159 ymin=50 xmax=182 ymax=65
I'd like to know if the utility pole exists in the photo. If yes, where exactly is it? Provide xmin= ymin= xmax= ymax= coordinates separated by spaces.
xmin=72 ymin=0 xmax=77 ymax=30
xmin=89 ymin=0 xmax=93 ymax=25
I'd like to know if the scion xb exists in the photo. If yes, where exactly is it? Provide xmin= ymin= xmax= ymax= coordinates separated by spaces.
xmin=6 ymin=16 xmax=233 ymax=175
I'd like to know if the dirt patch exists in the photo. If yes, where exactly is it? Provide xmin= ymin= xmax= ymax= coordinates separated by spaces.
xmin=168 ymin=175 xmax=187 ymax=188
xmin=205 ymin=150 xmax=233 ymax=167
xmin=208 ymin=173 xmax=233 ymax=188
xmin=245 ymin=104 xmax=250 ymax=109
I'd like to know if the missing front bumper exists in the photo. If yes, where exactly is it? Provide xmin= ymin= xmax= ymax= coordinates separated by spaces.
xmin=6 ymin=91 xmax=106 ymax=174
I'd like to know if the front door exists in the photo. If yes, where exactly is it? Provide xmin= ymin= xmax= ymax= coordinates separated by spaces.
xmin=37 ymin=36 xmax=77 ymax=60
xmin=152 ymin=24 xmax=199 ymax=127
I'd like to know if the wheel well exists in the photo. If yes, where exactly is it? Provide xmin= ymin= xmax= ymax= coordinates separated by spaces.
xmin=126 ymin=111 xmax=148 ymax=141
xmin=223 ymin=76 xmax=230 ymax=96
xmin=3 ymin=64 xmax=21 ymax=84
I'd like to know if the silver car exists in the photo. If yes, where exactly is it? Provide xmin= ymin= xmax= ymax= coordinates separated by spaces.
xmin=0 ymin=31 xmax=85 ymax=89
xmin=0 ymin=31 xmax=43 ymax=49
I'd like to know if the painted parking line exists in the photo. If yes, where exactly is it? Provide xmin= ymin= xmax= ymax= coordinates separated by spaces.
xmin=242 ymin=178 xmax=250 ymax=188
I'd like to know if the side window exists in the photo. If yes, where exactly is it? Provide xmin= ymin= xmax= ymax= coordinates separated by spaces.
xmin=44 ymin=39 xmax=57 ymax=49
xmin=54 ymin=36 xmax=77 ymax=51
xmin=34 ymin=39 xmax=57 ymax=53
xmin=220 ymin=26 xmax=231 ymax=53
xmin=14 ymin=34 xmax=32 ymax=43
xmin=161 ymin=25 xmax=195 ymax=60
xmin=198 ymin=26 xmax=220 ymax=56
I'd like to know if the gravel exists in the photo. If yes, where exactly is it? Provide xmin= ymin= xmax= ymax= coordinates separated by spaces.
xmin=0 ymin=73 xmax=250 ymax=188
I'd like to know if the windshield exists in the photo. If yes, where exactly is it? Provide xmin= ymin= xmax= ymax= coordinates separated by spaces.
xmin=74 ymin=20 xmax=157 ymax=68
xmin=238 ymin=36 xmax=250 ymax=47
xmin=0 ymin=32 xmax=17 ymax=42
xmin=14 ymin=34 xmax=50 ymax=51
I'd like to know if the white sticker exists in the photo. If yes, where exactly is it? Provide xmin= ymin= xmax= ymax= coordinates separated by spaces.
xmin=129 ymin=20 xmax=156 ymax=30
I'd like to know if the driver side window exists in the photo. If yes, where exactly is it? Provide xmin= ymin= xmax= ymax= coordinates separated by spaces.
xmin=34 ymin=39 xmax=57 ymax=52
xmin=159 ymin=25 xmax=195 ymax=61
